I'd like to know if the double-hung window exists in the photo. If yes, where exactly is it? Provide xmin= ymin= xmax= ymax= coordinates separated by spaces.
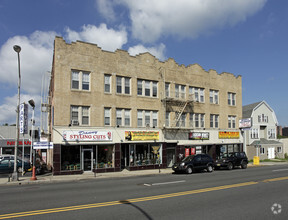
xmin=228 ymin=115 xmax=236 ymax=128
xmin=116 ymin=76 xmax=131 ymax=95
xmin=70 ymin=105 xmax=90 ymax=125
xmin=116 ymin=108 xmax=131 ymax=127
xmin=210 ymin=90 xmax=219 ymax=104
xmin=137 ymin=79 xmax=158 ymax=97
xmin=104 ymin=108 xmax=111 ymax=126
xmin=71 ymin=70 xmax=90 ymax=91
xmin=210 ymin=114 xmax=219 ymax=128
xmin=190 ymin=113 xmax=205 ymax=128
xmin=250 ymin=128 xmax=259 ymax=139
xmin=104 ymin=74 xmax=111 ymax=93
xmin=137 ymin=110 xmax=158 ymax=127
xmin=189 ymin=87 xmax=205 ymax=102
xmin=175 ymin=84 xmax=185 ymax=99
xmin=228 ymin=92 xmax=236 ymax=106
xmin=165 ymin=83 xmax=170 ymax=97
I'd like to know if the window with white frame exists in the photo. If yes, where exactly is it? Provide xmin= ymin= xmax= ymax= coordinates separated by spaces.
xmin=82 ymin=72 xmax=90 ymax=90
xmin=104 ymin=108 xmax=111 ymax=126
xmin=165 ymin=83 xmax=170 ymax=97
xmin=190 ymin=113 xmax=205 ymax=128
xmin=145 ymin=81 xmax=150 ymax=96
xmin=250 ymin=128 xmax=259 ymax=139
xmin=176 ymin=113 xmax=186 ymax=127
xmin=104 ymin=74 xmax=111 ymax=93
xmin=189 ymin=87 xmax=205 ymax=102
xmin=70 ymin=105 xmax=90 ymax=125
xmin=175 ymin=84 xmax=186 ymax=99
xmin=71 ymin=70 xmax=90 ymax=91
xmin=210 ymin=114 xmax=219 ymax=128
xmin=260 ymin=147 xmax=265 ymax=154
xmin=116 ymin=76 xmax=131 ymax=95
xmin=228 ymin=115 xmax=236 ymax=128
xmin=268 ymin=128 xmax=276 ymax=139
xmin=209 ymin=90 xmax=219 ymax=104
xmin=277 ymin=146 xmax=282 ymax=153
xmin=258 ymin=114 xmax=268 ymax=123
xmin=228 ymin=92 xmax=236 ymax=106
xmin=165 ymin=111 xmax=170 ymax=127
xmin=116 ymin=108 xmax=131 ymax=127
xmin=137 ymin=79 xmax=158 ymax=97
xmin=137 ymin=110 xmax=158 ymax=127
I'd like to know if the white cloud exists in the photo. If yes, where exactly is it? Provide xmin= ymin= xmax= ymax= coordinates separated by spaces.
xmin=0 ymin=31 xmax=55 ymax=94
xmin=101 ymin=0 xmax=267 ymax=43
xmin=65 ymin=24 xmax=128 ymax=51
xmin=96 ymin=0 xmax=117 ymax=21
xmin=128 ymin=43 xmax=166 ymax=61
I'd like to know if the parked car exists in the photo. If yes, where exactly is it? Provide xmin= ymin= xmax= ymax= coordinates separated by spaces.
xmin=0 ymin=158 xmax=31 ymax=173
xmin=172 ymin=154 xmax=214 ymax=174
xmin=215 ymin=152 xmax=248 ymax=170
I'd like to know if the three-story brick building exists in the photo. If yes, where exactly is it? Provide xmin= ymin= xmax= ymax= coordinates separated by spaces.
xmin=49 ymin=37 xmax=243 ymax=175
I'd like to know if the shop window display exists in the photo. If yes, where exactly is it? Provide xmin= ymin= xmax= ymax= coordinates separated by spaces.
xmin=129 ymin=144 xmax=161 ymax=166
xmin=97 ymin=145 xmax=114 ymax=168
xmin=61 ymin=145 xmax=81 ymax=171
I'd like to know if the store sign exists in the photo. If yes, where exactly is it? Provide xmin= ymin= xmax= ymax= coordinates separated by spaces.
xmin=185 ymin=148 xmax=190 ymax=157
xmin=239 ymin=118 xmax=252 ymax=129
xmin=63 ymin=130 xmax=112 ymax=142
xmin=219 ymin=131 xmax=240 ymax=139
xmin=19 ymin=103 xmax=28 ymax=134
xmin=189 ymin=132 xmax=209 ymax=140
xmin=0 ymin=139 xmax=31 ymax=147
xmin=125 ymin=131 xmax=159 ymax=141
xmin=33 ymin=142 xmax=54 ymax=149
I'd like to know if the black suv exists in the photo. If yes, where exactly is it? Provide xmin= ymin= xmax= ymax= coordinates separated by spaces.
xmin=215 ymin=152 xmax=248 ymax=170
xmin=172 ymin=154 xmax=214 ymax=174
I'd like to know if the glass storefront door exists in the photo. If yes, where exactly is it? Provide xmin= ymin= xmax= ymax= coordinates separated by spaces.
xmin=82 ymin=149 xmax=93 ymax=171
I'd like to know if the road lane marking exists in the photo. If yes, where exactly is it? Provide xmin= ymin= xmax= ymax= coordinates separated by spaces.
xmin=1 ymin=176 xmax=288 ymax=219
xmin=144 ymin=180 xmax=186 ymax=186
xmin=262 ymin=176 xmax=288 ymax=182
xmin=272 ymin=168 xmax=288 ymax=172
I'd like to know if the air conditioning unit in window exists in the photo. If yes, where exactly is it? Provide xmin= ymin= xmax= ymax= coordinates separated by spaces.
xmin=71 ymin=120 xmax=79 ymax=126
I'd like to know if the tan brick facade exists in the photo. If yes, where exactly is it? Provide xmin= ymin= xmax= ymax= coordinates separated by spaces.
xmin=50 ymin=37 xmax=242 ymax=130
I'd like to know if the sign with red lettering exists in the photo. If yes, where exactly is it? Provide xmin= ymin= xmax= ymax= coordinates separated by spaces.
xmin=191 ymin=148 xmax=196 ymax=155
xmin=185 ymin=148 xmax=190 ymax=157
xmin=63 ymin=130 xmax=112 ymax=142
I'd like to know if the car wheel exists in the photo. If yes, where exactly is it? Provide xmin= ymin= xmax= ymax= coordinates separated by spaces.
xmin=186 ymin=166 xmax=193 ymax=174
xmin=241 ymin=161 xmax=247 ymax=169
xmin=227 ymin=162 xmax=233 ymax=170
xmin=207 ymin=165 xmax=213 ymax=172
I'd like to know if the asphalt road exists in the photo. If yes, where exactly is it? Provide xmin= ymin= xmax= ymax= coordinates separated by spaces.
xmin=0 ymin=165 xmax=288 ymax=219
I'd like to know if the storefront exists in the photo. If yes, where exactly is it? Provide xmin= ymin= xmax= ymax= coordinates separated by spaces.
xmin=0 ymin=139 xmax=32 ymax=159
xmin=52 ymin=129 xmax=118 ymax=175
xmin=121 ymin=131 xmax=164 ymax=171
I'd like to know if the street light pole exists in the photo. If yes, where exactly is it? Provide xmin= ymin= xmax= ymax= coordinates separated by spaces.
xmin=29 ymin=99 xmax=37 ymax=181
xmin=11 ymin=45 xmax=21 ymax=181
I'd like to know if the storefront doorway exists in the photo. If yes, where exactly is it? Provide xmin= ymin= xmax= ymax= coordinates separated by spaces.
xmin=82 ymin=149 xmax=93 ymax=171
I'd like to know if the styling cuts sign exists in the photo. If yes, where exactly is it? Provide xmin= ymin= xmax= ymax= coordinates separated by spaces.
xmin=63 ymin=130 xmax=112 ymax=142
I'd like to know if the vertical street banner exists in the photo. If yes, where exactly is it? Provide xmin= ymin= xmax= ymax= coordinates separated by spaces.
xmin=19 ymin=103 xmax=28 ymax=134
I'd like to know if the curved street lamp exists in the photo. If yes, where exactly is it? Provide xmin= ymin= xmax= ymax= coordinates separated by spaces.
xmin=12 ymin=45 xmax=21 ymax=181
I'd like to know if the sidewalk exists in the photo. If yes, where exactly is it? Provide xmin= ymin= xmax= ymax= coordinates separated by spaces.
xmin=1 ymin=161 xmax=288 ymax=186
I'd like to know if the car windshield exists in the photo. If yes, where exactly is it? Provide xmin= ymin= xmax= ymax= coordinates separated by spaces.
xmin=182 ymin=155 xmax=195 ymax=162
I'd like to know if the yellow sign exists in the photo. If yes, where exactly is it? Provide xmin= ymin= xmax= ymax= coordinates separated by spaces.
xmin=253 ymin=156 xmax=260 ymax=165
xmin=125 ymin=131 xmax=159 ymax=141
xmin=219 ymin=131 xmax=240 ymax=139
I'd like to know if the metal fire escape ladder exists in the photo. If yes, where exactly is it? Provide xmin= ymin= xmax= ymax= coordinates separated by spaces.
xmin=173 ymin=100 xmax=189 ymax=127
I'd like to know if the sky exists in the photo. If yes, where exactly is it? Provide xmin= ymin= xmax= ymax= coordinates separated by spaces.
xmin=0 ymin=0 xmax=287 ymax=129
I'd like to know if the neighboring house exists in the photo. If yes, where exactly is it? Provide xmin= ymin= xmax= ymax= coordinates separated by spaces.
xmin=242 ymin=101 xmax=283 ymax=160
xmin=48 ymin=37 xmax=243 ymax=175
